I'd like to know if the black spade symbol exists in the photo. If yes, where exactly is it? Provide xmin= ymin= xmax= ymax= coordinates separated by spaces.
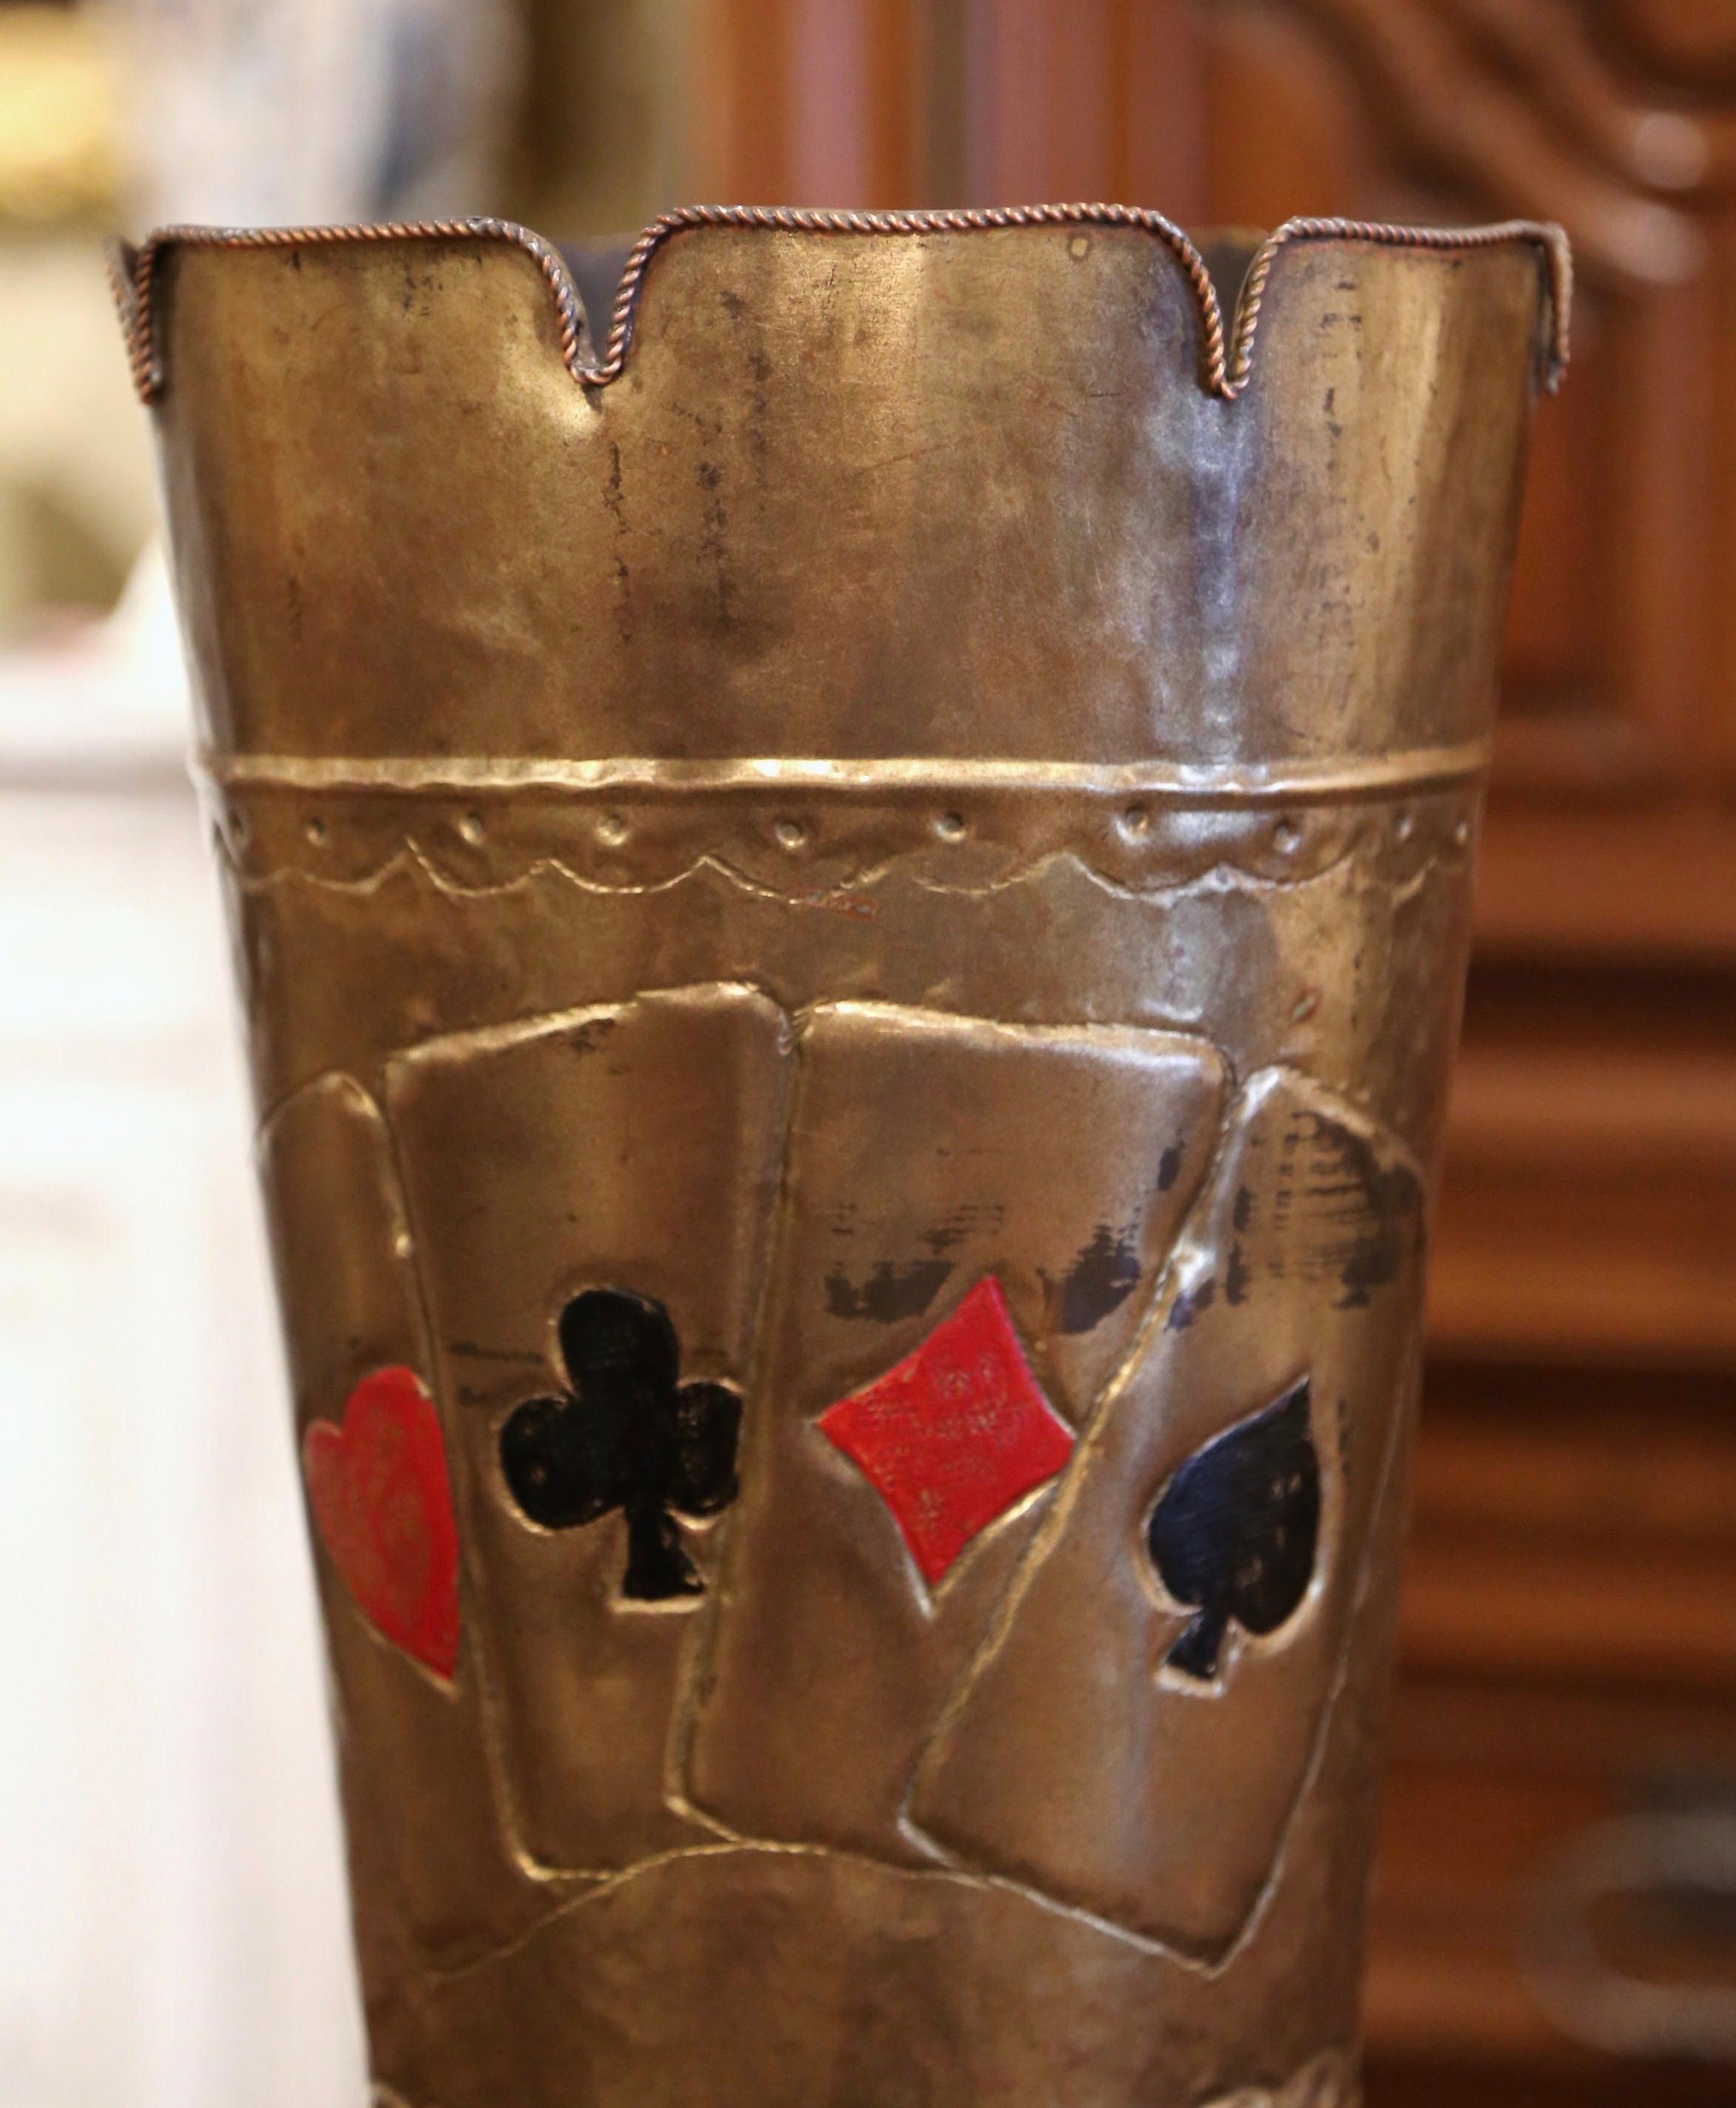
xmin=1146 ymin=1376 xmax=1321 ymax=1680
xmin=499 ymin=1288 xmax=741 ymax=1601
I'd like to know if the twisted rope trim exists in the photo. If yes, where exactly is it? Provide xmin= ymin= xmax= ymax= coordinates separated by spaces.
xmin=108 ymin=204 xmax=1570 ymax=408
xmin=107 ymin=216 xmax=583 ymax=405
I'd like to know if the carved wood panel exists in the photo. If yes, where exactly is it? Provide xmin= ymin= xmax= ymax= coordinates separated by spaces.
xmin=1200 ymin=0 xmax=1736 ymax=882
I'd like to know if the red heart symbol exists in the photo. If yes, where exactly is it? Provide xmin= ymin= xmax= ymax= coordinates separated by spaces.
xmin=303 ymin=1366 xmax=461 ymax=1680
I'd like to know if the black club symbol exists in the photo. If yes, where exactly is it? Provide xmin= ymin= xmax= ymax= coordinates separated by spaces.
xmin=499 ymin=1288 xmax=742 ymax=1601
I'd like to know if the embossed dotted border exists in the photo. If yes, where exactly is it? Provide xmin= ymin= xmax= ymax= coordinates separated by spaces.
xmin=108 ymin=205 xmax=1570 ymax=408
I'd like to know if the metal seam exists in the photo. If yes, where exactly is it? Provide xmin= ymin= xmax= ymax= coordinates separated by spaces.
xmin=108 ymin=206 xmax=1570 ymax=408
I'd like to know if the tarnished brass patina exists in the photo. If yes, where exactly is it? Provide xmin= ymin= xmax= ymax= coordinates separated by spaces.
xmin=114 ymin=206 xmax=1567 ymax=2107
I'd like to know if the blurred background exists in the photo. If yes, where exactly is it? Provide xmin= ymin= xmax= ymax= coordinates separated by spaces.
xmin=1 ymin=2 xmax=1733 ymax=2104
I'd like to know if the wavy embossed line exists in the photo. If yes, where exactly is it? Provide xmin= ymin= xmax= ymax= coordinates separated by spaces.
xmin=109 ymin=206 xmax=1569 ymax=407
xmin=227 ymin=839 xmax=860 ymax=907
xmin=220 ymin=834 xmax=1421 ymax=910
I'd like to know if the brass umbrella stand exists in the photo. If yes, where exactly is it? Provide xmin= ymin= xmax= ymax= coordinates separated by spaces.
xmin=115 ymin=205 xmax=1566 ymax=2108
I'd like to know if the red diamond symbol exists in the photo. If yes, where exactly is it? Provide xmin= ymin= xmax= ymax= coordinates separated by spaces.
xmin=817 ymin=1277 xmax=1076 ymax=1587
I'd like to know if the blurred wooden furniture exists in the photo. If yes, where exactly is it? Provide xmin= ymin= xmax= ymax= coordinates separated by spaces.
xmin=681 ymin=3 xmax=1736 ymax=2099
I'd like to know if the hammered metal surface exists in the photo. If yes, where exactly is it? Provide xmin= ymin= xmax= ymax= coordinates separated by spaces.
xmin=685 ymin=1007 xmax=1226 ymax=1863
xmin=257 ymin=1077 xmax=544 ymax=1969
xmin=127 ymin=209 xmax=1562 ymax=2106
xmin=385 ymin=985 xmax=788 ymax=1875
xmin=908 ymin=1070 xmax=1426 ymax=1959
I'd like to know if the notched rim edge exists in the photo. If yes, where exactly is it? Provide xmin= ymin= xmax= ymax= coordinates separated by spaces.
xmin=107 ymin=204 xmax=1572 ymax=409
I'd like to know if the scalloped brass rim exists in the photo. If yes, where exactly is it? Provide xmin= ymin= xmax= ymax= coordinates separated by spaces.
xmin=107 ymin=204 xmax=1571 ymax=408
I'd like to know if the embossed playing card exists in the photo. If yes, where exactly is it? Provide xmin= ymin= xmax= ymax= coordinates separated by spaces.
xmin=906 ymin=1068 xmax=1426 ymax=1958
xmin=259 ymin=1073 xmax=530 ymax=1959
xmin=384 ymin=983 xmax=793 ymax=1874
xmin=683 ymin=1002 xmax=1226 ymax=1860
